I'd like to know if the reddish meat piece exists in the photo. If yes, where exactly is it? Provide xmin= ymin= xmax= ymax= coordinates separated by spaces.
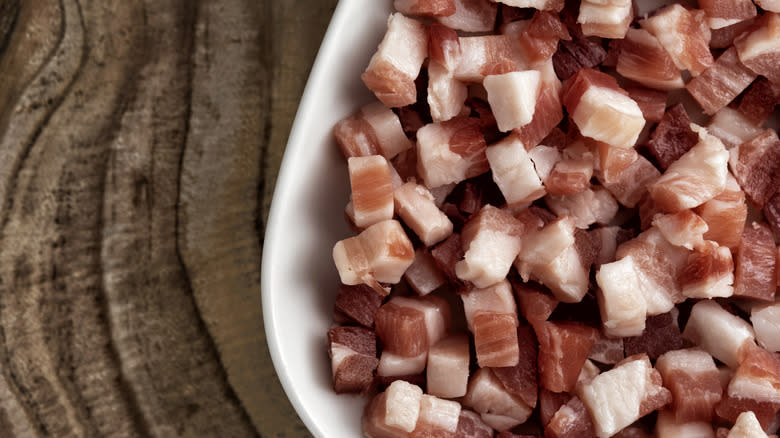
xmin=589 ymin=332 xmax=624 ymax=365
xmin=334 ymin=115 xmax=381 ymax=159
xmin=512 ymin=280 xmax=558 ymax=326
xmin=430 ymin=233 xmax=469 ymax=291
xmin=455 ymin=409 xmax=493 ymax=438
xmin=375 ymin=302 xmax=429 ymax=357
xmin=329 ymin=326 xmax=379 ymax=393
xmin=764 ymin=192 xmax=780 ymax=241
xmin=647 ymin=104 xmax=699 ymax=171
xmin=492 ymin=325 xmax=538 ymax=408
xmin=616 ymin=28 xmax=684 ymax=91
xmin=710 ymin=17 xmax=758 ymax=49
xmin=334 ymin=284 xmax=384 ymax=327
xmin=395 ymin=0 xmax=456 ymax=18
xmin=349 ymin=155 xmax=395 ymax=228
xmin=686 ymin=47 xmax=757 ymax=115
xmin=417 ymin=118 xmax=490 ymax=188
xmin=715 ymin=395 xmax=780 ymax=429
xmin=730 ymin=129 xmax=780 ymax=209
xmin=626 ymin=87 xmax=667 ymax=123
xmin=737 ymin=77 xmax=778 ymax=126
xmin=553 ymin=36 xmax=607 ymax=81
xmin=536 ymin=321 xmax=598 ymax=393
xmin=680 ymin=240 xmax=735 ymax=299
xmin=428 ymin=23 xmax=461 ymax=71
xmin=734 ymin=12 xmax=780 ymax=85
xmin=596 ymin=142 xmax=638 ymax=185
xmin=515 ymin=11 xmax=571 ymax=66
xmin=734 ymin=222 xmax=777 ymax=302
xmin=437 ymin=0 xmax=498 ymax=33
xmin=513 ymin=79 xmax=564 ymax=149
xmin=640 ymin=5 xmax=713 ymax=76
xmin=473 ymin=312 xmax=520 ymax=368
xmin=545 ymin=396 xmax=597 ymax=438
xmin=699 ymin=0 xmax=756 ymax=29
xmin=624 ymin=312 xmax=683 ymax=360
xmin=540 ymin=388 xmax=572 ymax=427
xmin=454 ymin=35 xmax=516 ymax=83
xmin=695 ymin=174 xmax=748 ymax=251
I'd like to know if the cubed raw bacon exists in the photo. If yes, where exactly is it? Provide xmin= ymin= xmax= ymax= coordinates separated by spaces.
xmin=596 ymin=141 xmax=638 ymax=184
xmin=363 ymin=380 xmax=424 ymax=437
xmin=512 ymin=280 xmax=558 ymax=326
xmin=545 ymin=157 xmax=593 ymax=196
xmin=613 ymin=427 xmax=653 ymax=438
xmin=376 ymin=300 xmax=429 ymax=357
xmin=627 ymin=87 xmax=667 ymax=123
xmin=404 ymin=249 xmax=446 ymax=296
xmin=766 ymin=193 xmax=780 ymax=241
xmin=461 ymin=279 xmax=517 ymax=333
xmin=680 ymin=240 xmax=735 ymax=299
xmin=349 ymin=155 xmax=395 ymax=228
xmin=546 ymin=187 xmax=619 ymax=229
xmin=363 ymin=13 xmax=428 ymax=108
xmin=485 ymin=136 xmax=546 ymax=207
xmin=378 ymin=350 xmax=428 ymax=377
xmin=596 ymin=256 xmax=649 ymax=337
xmin=649 ymin=124 xmax=729 ymax=212
xmin=428 ymin=62 xmax=469 ymax=123
xmin=430 ymin=233 xmax=467 ymax=288
xmin=726 ymin=411 xmax=769 ymax=438
xmin=737 ymin=77 xmax=778 ymax=126
xmin=437 ymin=0 xmax=497 ymax=33
xmin=729 ymin=129 xmax=780 ymax=208
xmin=535 ymin=320 xmax=597 ymax=393
xmin=492 ymin=325 xmax=538 ymax=408
xmin=334 ymin=284 xmax=385 ymax=327
xmin=562 ymin=68 xmax=645 ymax=149
xmin=428 ymin=23 xmax=461 ymax=71
xmin=647 ymin=104 xmax=699 ymax=171
xmin=600 ymin=154 xmax=661 ymax=208
xmin=751 ymin=303 xmax=780 ymax=352
xmin=640 ymin=5 xmax=713 ymax=76
xmin=695 ymin=174 xmax=747 ymax=251
xmin=727 ymin=342 xmax=780 ymax=405
xmin=577 ymin=0 xmax=632 ymax=39
xmin=686 ymin=47 xmax=757 ymax=115
xmin=617 ymin=28 xmax=685 ymax=91
xmin=699 ymin=0 xmax=756 ymax=29
xmin=412 ymin=395 xmax=461 ymax=437
xmin=334 ymin=102 xmax=414 ymax=160
xmin=473 ymin=312 xmax=520 ymax=368
xmin=655 ymin=409 xmax=716 ymax=438
xmin=484 ymin=71 xmax=540 ymax=132
xmin=553 ymin=36 xmax=607 ymax=81
xmin=454 ymin=409 xmax=493 ymax=438
xmin=577 ymin=354 xmax=672 ymax=438
xmin=528 ymin=145 xmax=561 ymax=182
xmin=715 ymin=395 xmax=780 ymax=430
xmin=392 ymin=147 xmax=420 ymax=184
xmin=546 ymin=396 xmax=596 ymax=438
xmin=334 ymin=115 xmax=381 ymax=159
xmin=512 ymin=11 xmax=571 ymax=66
xmin=493 ymin=0 xmax=564 ymax=12
xmin=456 ymin=205 xmax=524 ymax=288
xmin=416 ymin=118 xmax=489 ymax=188
xmin=513 ymin=71 xmax=564 ymax=149
xmin=394 ymin=0 xmax=456 ymax=17
xmin=540 ymin=389 xmax=572 ymax=427
xmin=614 ymin=227 xmax=689 ymax=315
xmin=453 ymin=35 xmax=516 ymax=83
xmin=589 ymin=331 xmax=624 ymax=364
xmin=707 ymin=107 xmax=763 ymax=150
xmin=734 ymin=222 xmax=777 ymax=302
xmin=427 ymin=334 xmax=471 ymax=398
xmin=624 ymin=312 xmax=684 ymax=360
xmin=710 ymin=18 xmax=759 ymax=49
xmin=395 ymin=182 xmax=454 ymax=247
xmin=652 ymin=210 xmax=708 ymax=250
xmin=577 ymin=358 xmax=600 ymax=385
xmin=681 ymin=299 xmax=755 ymax=368
xmin=333 ymin=219 xmax=415 ymax=288
xmin=734 ymin=13 xmax=780 ymax=85
xmin=329 ymin=326 xmax=379 ymax=393
xmin=463 ymin=367 xmax=533 ymax=431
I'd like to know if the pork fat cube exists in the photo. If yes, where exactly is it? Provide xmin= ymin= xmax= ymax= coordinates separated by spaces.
xmin=546 ymin=187 xmax=619 ymax=229
xmin=392 ymin=296 xmax=451 ymax=348
xmin=427 ymin=334 xmax=471 ymax=398
xmin=362 ymin=13 xmax=428 ymax=108
xmin=484 ymin=71 xmax=540 ymax=132
xmin=576 ymin=354 xmax=672 ymax=438
xmin=513 ymin=72 xmax=564 ymax=149
xmin=545 ymin=157 xmax=593 ymax=196
xmin=473 ymin=312 xmax=520 ymax=368
xmin=653 ymin=210 xmax=708 ymax=250
xmin=655 ymin=410 xmax=715 ymax=438
xmin=349 ymin=155 xmax=395 ymax=228
xmin=562 ymin=68 xmax=645 ymax=149
xmin=649 ymin=124 xmax=729 ymax=212
xmin=616 ymin=28 xmax=684 ymax=91
xmin=463 ymin=368 xmax=533 ymax=431
xmin=727 ymin=411 xmax=769 ymax=438
xmin=694 ymin=174 xmax=747 ymax=251
xmin=453 ymin=35 xmax=516 ymax=83
xmin=494 ymin=0 xmax=564 ymax=12
xmin=334 ymin=102 xmax=413 ymax=159
xmin=528 ymin=145 xmax=561 ymax=182
xmin=456 ymin=205 xmax=524 ymax=288
xmin=492 ymin=325 xmax=538 ymax=408
xmin=734 ymin=222 xmax=777 ymax=302
xmin=578 ymin=0 xmax=633 ymax=39
xmin=596 ymin=256 xmax=648 ymax=337
xmin=686 ymin=47 xmax=757 ymax=115
xmin=461 ymin=279 xmax=517 ymax=332
xmin=427 ymin=61 xmax=469 ymax=123
xmin=333 ymin=219 xmax=414 ymax=288
xmin=751 ymin=303 xmax=780 ymax=352
xmin=656 ymin=348 xmax=722 ymax=422
xmin=437 ymin=0 xmax=497 ymax=33
xmin=329 ymin=326 xmax=379 ymax=393
xmin=729 ymin=129 xmax=780 ymax=209
xmin=413 ymin=394 xmax=461 ymax=436
xmin=416 ymin=118 xmax=489 ymax=188
xmin=727 ymin=343 xmax=780 ymax=404
xmin=395 ymin=182 xmax=454 ymax=247
xmin=378 ymin=350 xmax=428 ymax=377
xmin=536 ymin=321 xmax=598 ymax=393
xmin=546 ymin=397 xmax=597 ymax=438
xmin=486 ymin=136 xmax=546 ymax=207
xmin=367 ymin=380 xmax=425 ymax=436
xmin=404 ymin=249 xmax=446 ymax=296
xmin=755 ymin=0 xmax=780 ymax=11
xmin=680 ymin=241 xmax=735 ymax=299
xmin=681 ymin=299 xmax=755 ymax=368
xmin=734 ymin=13 xmax=780 ymax=85
xmin=707 ymin=107 xmax=763 ymax=150
xmin=640 ymin=5 xmax=713 ymax=76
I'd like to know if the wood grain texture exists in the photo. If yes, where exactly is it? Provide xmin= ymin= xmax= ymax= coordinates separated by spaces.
xmin=0 ymin=0 xmax=337 ymax=436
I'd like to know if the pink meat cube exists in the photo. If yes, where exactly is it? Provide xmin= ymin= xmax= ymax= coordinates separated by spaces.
xmin=492 ymin=325 xmax=538 ymax=409
xmin=624 ymin=312 xmax=683 ymax=360
xmin=652 ymin=210 xmax=708 ymax=251
xmin=545 ymin=158 xmax=594 ymax=196
xmin=513 ymin=70 xmax=564 ymax=149
xmin=455 ymin=409 xmax=493 ymax=438
xmin=626 ymin=87 xmax=667 ymax=123
xmin=494 ymin=0 xmax=564 ymax=12
xmin=546 ymin=187 xmax=619 ymax=229
xmin=578 ymin=0 xmax=633 ymax=39
xmin=463 ymin=368 xmax=533 ymax=431
xmin=512 ymin=280 xmax=558 ymax=326
xmin=329 ymin=326 xmax=379 ymax=393
xmin=707 ymin=107 xmax=763 ymax=150
xmin=640 ymin=5 xmax=713 ymax=76
xmin=616 ymin=28 xmax=684 ymax=90
xmin=394 ymin=0 xmax=456 ymax=17
xmin=334 ymin=284 xmax=384 ymax=327
xmin=473 ymin=312 xmax=520 ymax=368
xmin=710 ymin=17 xmax=759 ymax=49
xmin=699 ymin=0 xmax=756 ymax=29
xmin=737 ymin=77 xmax=778 ymax=126
xmin=734 ymin=222 xmax=777 ymax=302
xmin=599 ymin=153 xmax=661 ymax=208
xmin=378 ymin=350 xmax=428 ymax=377
xmin=681 ymin=300 xmax=755 ymax=368
xmin=461 ymin=279 xmax=517 ymax=332
xmin=729 ymin=129 xmax=780 ymax=209
xmin=596 ymin=142 xmax=639 ymax=185
xmin=486 ymin=136 xmax=546 ymax=207
xmin=362 ymin=13 xmax=428 ymax=108
xmin=596 ymin=256 xmax=648 ymax=337
xmin=411 ymin=395 xmax=461 ymax=437
xmin=427 ymin=61 xmax=469 ymax=124
xmin=695 ymin=174 xmax=748 ymax=251
xmin=427 ymin=334 xmax=471 ymax=399
xmin=734 ymin=13 xmax=780 ymax=85
xmin=349 ymin=155 xmax=395 ymax=228
xmin=375 ymin=301 xmax=429 ymax=358
xmin=437 ymin=0 xmax=497 ymax=33
xmin=453 ymin=35 xmax=516 ymax=83
xmin=545 ymin=396 xmax=597 ymax=438
xmin=647 ymin=104 xmax=699 ymax=171
xmin=428 ymin=23 xmax=461 ymax=71
xmin=727 ymin=342 xmax=780 ymax=406
xmin=416 ymin=118 xmax=489 ymax=189
xmin=512 ymin=11 xmax=571 ymax=66
xmin=553 ymin=36 xmax=607 ymax=81
xmin=680 ymin=240 xmax=735 ymax=299
xmin=334 ymin=102 xmax=413 ymax=160
xmin=686 ymin=47 xmax=757 ymax=115
xmin=394 ymin=182 xmax=454 ymax=247
xmin=655 ymin=409 xmax=716 ymax=438
xmin=656 ymin=348 xmax=722 ymax=422
xmin=751 ymin=302 xmax=780 ymax=352
xmin=404 ymin=249 xmax=446 ymax=296
xmin=536 ymin=321 xmax=598 ymax=393
xmin=363 ymin=380 xmax=424 ymax=437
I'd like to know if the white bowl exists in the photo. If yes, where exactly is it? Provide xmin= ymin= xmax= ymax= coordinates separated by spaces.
xmin=261 ymin=1 xmax=392 ymax=437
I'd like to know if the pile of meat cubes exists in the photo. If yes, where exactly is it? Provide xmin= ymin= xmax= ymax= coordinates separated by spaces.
xmin=328 ymin=0 xmax=780 ymax=436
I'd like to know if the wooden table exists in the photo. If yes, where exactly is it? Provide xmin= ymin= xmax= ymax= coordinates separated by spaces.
xmin=0 ymin=0 xmax=337 ymax=436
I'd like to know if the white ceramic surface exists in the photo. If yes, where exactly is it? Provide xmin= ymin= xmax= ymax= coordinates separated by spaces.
xmin=261 ymin=1 xmax=392 ymax=437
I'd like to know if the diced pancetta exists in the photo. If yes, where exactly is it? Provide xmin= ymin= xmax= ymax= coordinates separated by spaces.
xmin=707 ymin=107 xmax=763 ymax=150
xmin=412 ymin=394 xmax=461 ymax=437
xmin=378 ymin=350 xmax=428 ymax=377
xmin=485 ymin=135 xmax=546 ymax=208
xmin=655 ymin=409 xmax=716 ymax=438
xmin=329 ymin=326 xmax=379 ymax=393
xmin=394 ymin=0 xmax=456 ymax=17
xmin=375 ymin=300 xmax=429 ymax=357
xmin=461 ymin=279 xmax=517 ymax=332
xmin=694 ymin=173 xmax=747 ymax=251
xmin=599 ymin=154 xmax=661 ymax=208
xmin=437 ymin=0 xmax=497 ymax=33
xmin=649 ymin=124 xmax=729 ymax=212
xmin=545 ymin=157 xmax=593 ymax=196
xmin=349 ymin=155 xmax=395 ymax=228
xmin=577 ymin=354 xmax=672 ymax=438
xmin=596 ymin=256 xmax=648 ymax=337
xmin=454 ymin=409 xmax=493 ymax=438
xmin=589 ymin=331 xmax=625 ymax=364
xmin=686 ymin=47 xmax=757 ymax=115
xmin=616 ymin=28 xmax=685 ymax=90
xmin=484 ymin=70 xmax=540 ymax=132
xmin=428 ymin=61 xmax=469 ymax=123
xmin=528 ymin=144 xmax=561 ymax=182
xmin=734 ymin=222 xmax=777 ymax=302
xmin=456 ymin=205 xmax=524 ymax=288
xmin=546 ymin=187 xmax=619 ymax=229
xmin=454 ymin=35 xmax=517 ymax=83
xmin=395 ymin=182 xmax=454 ymax=247
xmin=492 ymin=325 xmax=538 ymax=408
xmin=427 ymin=334 xmax=471 ymax=398
xmin=624 ymin=312 xmax=684 ymax=360
xmin=428 ymin=22 xmax=461 ymax=72
xmin=512 ymin=280 xmax=558 ymax=326
xmin=751 ymin=303 xmax=780 ymax=352
xmin=363 ymin=380 xmax=424 ymax=437
xmin=404 ymin=249 xmax=446 ymax=296
xmin=652 ymin=210 xmax=708 ymax=250
xmin=362 ymin=13 xmax=428 ymax=108
xmin=710 ymin=17 xmax=759 ymax=49
xmin=473 ymin=311 xmax=520 ymax=368
xmin=681 ymin=299 xmax=756 ymax=368
xmin=680 ymin=240 xmax=735 ymax=299
xmin=737 ymin=77 xmax=778 ymax=126
xmin=640 ymin=5 xmax=714 ymax=76
xmin=334 ymin=284 xmax=384 ymax=327
xmin=535 ymin=320 xmax=598 ymax=393
xmin=513 ymin=74 xmax=564 ymax=149
xmin=755 ymin=0 xmax=780 ymax=12
xmin=562 ymin=68 xmax=645 ymax=149
xmin=416 ymin=118 xmax=489 ymax=188
xmin=334 ymin=102 xmax=414 ymax=160
xmin=647 ymin=104 xmax=700 ymax=171
xmin=733 ymin=12 xmax=780 ymax=85
xmin=493 ymin=0 xmax=564 ymax=12
xmin=699 ymin=0 xmax=756 ymax=29
xmin=462 ymin=368 xmax=533 ymax=431
xmin=727 ymin=342 xmax=780 ymax=406
xmin=656 ymin=348 xmax=723 ymax=422
xmin=726 ymin=411 xmax=769 ymax=438
xmin=729 ymin=129 xmax=780 ymax=209
xmin=626 ymin=87 xmax=667 ymax=123
xmin=546 ymin=396 xmax=597 ymax=438
xmin=577 ymin=0 xmax=633 ymax=39
xmin=553 ymin=36 xmax=607 ymax=81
